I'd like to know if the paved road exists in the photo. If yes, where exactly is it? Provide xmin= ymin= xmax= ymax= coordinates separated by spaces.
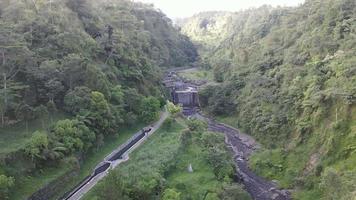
xmin=65 ymin=110 xmax=169 ymax=200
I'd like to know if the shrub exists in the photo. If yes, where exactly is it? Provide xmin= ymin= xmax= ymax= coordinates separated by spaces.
xmin=0 ymin=174 xmax=15 ymax=199
xmin=52 ymin=119 xmax=96 ymax=153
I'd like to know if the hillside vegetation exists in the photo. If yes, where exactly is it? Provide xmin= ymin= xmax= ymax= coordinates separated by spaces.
xmin=0 ymin=0 xmax=197 ymax=198
xmin=86 ymin=118 xmax=250 ymax=200
xmin=179 ymin=0 xmax=356 ymax=199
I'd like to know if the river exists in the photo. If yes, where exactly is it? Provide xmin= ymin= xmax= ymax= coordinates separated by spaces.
xmin=164 ymin=68 xmax=291 ymax=200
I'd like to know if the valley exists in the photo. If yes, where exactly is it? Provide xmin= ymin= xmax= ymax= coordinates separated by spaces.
xmin=167 ymin=68 xmax=290 ymax=200
xmin=0 ymin=0 xmax=355 ymax=199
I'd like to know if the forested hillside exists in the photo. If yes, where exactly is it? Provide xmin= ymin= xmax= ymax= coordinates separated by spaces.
xmin=0 ymin=0 xmax=197 ymax=199
xmin=176 ymin=11 xmax=237 ymax=56
xmin=180 ymin=0 xmax=356 ymax=199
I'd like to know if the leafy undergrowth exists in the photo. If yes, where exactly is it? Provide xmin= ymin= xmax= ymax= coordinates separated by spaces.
xmin=166 ymin=142 xmax=222 ymax=199
xmin=85 ymin=118 xmax=250 ymax=200
xmin=0 ymin=112 xmax=70 ymax=155
xmin=84 ymin=118 xmax=186 ymax=200
xmin=249 ymin=105 xmax=356 ymax=199
xmin=210 ymin=102 xmax=356 ymax=199
xmin=8 ymin=158 xmax=74 ymax=200
xmin=215 ymin=115 xmax=240 ymax=130
xmin=178 ymin=68 xmax=215 ymax=83
xmin=51 ymin=123 xmax=146 ymax=200
xmin=7 ymin=123 xmax=145 ymax=200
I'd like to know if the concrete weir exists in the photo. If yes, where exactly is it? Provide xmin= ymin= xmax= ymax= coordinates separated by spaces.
xmin=163 ymin=71 xmax=200 ymax=115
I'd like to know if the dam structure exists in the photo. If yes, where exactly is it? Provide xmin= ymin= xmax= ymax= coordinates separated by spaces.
xmin=163 ymin=71 xmax=200 ymax=115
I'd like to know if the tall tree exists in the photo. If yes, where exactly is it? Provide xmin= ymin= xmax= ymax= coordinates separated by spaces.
xmin=16 ymin=104 xmax=34 ymax=134
xmin=0 ymin=21 xmax=31 ymax=126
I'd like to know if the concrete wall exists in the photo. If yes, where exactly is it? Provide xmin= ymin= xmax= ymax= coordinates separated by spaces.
xmin=173 ymin=91 xmax=199 ymax=107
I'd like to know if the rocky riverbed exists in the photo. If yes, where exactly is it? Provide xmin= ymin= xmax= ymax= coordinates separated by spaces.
xmin=165 ymin=68 xmax=290 ymax=200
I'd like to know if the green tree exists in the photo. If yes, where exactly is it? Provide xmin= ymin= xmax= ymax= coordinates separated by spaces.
xmin=64 ymin=86 xmax=91 ymax=114
xmin=219 ymin=183 xmax=251 ymax=200
xmin=205 ymin=193 xmax=219 ymax=200
xmin=0 ymin=94 xmax=5 ymax=127
xmin=24 ymin=131 xmax=49 ymax=161
xmin=110 ymin=85 xmax=125 ymax=126
xmin=0 ymin=78 xmax=28 ymax=127
xmin=139 ymin=96 xmax=160 ymax=123
xmin=0 ymin=174 xmax=15 ymax=199
xmin=52 ymin=119 xmax=95 ymax=153
xmin=35 ymin=105 xmax=49 ymax=129
xmin=46 ymin=100 xmax=57 ymax=123
xmin=167 ymin=101 xmax=182 ymax=116
xmin=62 ymin=54 xmax=88 ymax=90
xmin=123 ymin=88 xmax=142 ymax=114
xmin=162 ymin=188 xmax=181 ymax=200
xmin=0 ymin=21 xmax=32 ymax=126
xmin=320 ymin=168 xmax=345 ymax=200
xmin=187 ymin=119 xmax=207 ymax=132
xmin=15 ymin=104 xmax=34 ymax=134
xmin=110 ymin=85 xmax=124 ymax=105
xmin=87 ymin=91 xmax=116 ymax=135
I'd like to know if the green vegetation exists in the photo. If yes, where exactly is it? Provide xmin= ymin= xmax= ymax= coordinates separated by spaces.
xmin=85 ymin=118 xmax=250 ymax=200
xmin=0 ymin=0 xmax=197 ymax=198
xmin=9 ymin=161 xmax=72 ymax=200
xmin=180 ymin=0 xmax=356 ymax=199
xmin=176 ymin=12 xmax=237 ymax=56
xmin=7 ymin=123 xmax=145 ymax=200
xmin=0 ymin=112 xmax=69 ymax=154
xmin=0 ymin=174 xmax=14 ymax=199
xmin=177 ymin=68 xmax=214 ymax=83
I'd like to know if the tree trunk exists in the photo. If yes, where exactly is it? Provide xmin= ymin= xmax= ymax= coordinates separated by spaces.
xmin=42 ymin=119 xmax=45 ymax=130
xmin=2 ymin=51 xmax=6 ymax=107
xmin=69 ymin=74 xmax=72 ymax=90
xmin=26 ymin=120 xmax=29 ymax=134
xmin=31 ymin=0 xmax=38 ymax=13
xmin=3 ymin=72 xmax=7 ymax=109
xmin=30 ymin=25 xmax=33 ymax=46
xmin=1 ymin=50 xmax=5 ymax=66
xmin=2 ymin=51 xmax=7 ymax=127
xmin=1 ymin=112 xmax=4 ymax=127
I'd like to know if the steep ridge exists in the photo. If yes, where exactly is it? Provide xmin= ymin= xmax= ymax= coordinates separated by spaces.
xmin=179 ymin=0 xmax=356 ymax=199
xmin=0 ymin=0 xmax=197 ymax=199
xmin=168 ymin=68 xmax=289 ymax=200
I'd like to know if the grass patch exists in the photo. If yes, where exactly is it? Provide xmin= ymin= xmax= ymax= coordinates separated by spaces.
xmin=84 ymin=119 xmax=185 ymax=199
xmin=52 ymin=122 xmax=147 ymax=200
xmin=9 ymin=160 xmax=73 ymax=200
xmin=85 ymin=118 xmax=250 ymax=200
xmin=9 ymin=122 xmax=146 ymax=200
xmin=178 ymin=68 xmax=214 ymax=82
xmin=166 ymin=144 xmax=221 ymax=199
xmin=215 ymin=115 xmax=239 ymax=129
xmin=0 ymin=112 xmax=70 ymax=154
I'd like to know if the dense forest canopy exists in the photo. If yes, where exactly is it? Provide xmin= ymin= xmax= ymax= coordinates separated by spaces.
xmin=0 ymin=0 xmax=197 ymax=198
xmin=0 ymin=0 xmax=198 ymax=123
xmin=179 ymin=0 xmax=356 ymax=199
